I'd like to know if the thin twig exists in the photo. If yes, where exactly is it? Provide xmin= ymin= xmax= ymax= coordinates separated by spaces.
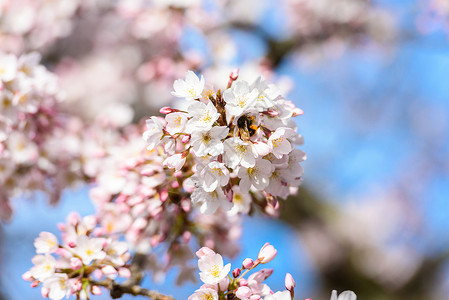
xmin=90 ymin=279 xmax=174 ymax=300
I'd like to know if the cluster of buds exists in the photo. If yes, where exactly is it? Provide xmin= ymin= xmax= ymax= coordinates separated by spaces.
xmin=23 ymin=212 xmax=131 ymax=300
xmin=189 ymin=242 xmax=294 ymax=300
xmin=143 ymin=70 xmax=306 ymax=216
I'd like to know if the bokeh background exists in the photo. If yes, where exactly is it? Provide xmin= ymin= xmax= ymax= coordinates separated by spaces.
xmin=1 ymin=0 xmax=449 ymax=299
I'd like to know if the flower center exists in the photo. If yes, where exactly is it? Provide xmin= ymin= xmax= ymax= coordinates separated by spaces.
xmin=272 ymin=136 xmax=284 ymax=148
xmin=201 ymin=293 xmax=214 ymax=300
xmin=211 ymin=167 xmax=224 ymax=177
xmin=174 ymin=116 xmax=182 ymax=127
xmin=202 ymin=134 xmax=211 ymax=144
xmin=209 ymin=264 xmax=220 ymax=277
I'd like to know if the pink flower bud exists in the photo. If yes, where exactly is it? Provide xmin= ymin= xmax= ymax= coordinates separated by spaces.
xmin=70 ymin=257 xmax=83 ymax=270
xmin=118 ymin=267 xmax=131 ymax=278
xmin=41 ymin=287 xmax=49 ymax=298
xmin=242 ymin=258 xmax=254 ymax=269
xmin=68 ymin=241 xmax=76 ymax=248
xmin=218 ymin=277 xmax=229 ymax=292
xmin=160 ymin=189 xmax=169 ymax=202
xmin=285 ymin=273 xmax=295 ymax=291
xmin=239 ymin=278 xmax=248 ymax=286
xmin=22 ymin=271 xmax=33 ymax=281
xmin=159 ymin=107 xmax=174 ymax=114
xmin=171 ymin=180 xmax=179 ymax=188
xmin=102 ymin=265 xmax=118 ymax=277
xmin=292 ymin=108 xmax=304 ymax=117
xmin=266 ymin=110 xmax=279 ymax=117
xmin=233 ymin=268 xmax=241 ymax=278
xmin=236 ymin=286 xmax=251 ymax=299
xmin=72 ymin=280 xmax=82 ymax=291
xmin=181 ymin=135 xmax=191 ymax=143
xmin=66 ymin=212 xmax=80 ymax=226
xmin=182 ymin=231 xmax=192 ymax=243
xmin=257 ymin=243 xmax=277 ymax=264
xmin=31 ymin=280 xmax=39 ymax=288
xmin=230 ymin=68 xmax=239 ymax=80
xmin=91 ymin=285 xmax=102 ymax=295
xmin=195 ymin=247 xmax=215 ymax=258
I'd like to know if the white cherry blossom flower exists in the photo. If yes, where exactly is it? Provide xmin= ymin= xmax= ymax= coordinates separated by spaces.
xmin=250 ymin=76 xmax=279 ymax=111
xmin=264 ymin=290 xmax=291 ymax=300
xmin=165 ymin=112 xmax=188 ymax=136
xmin=30 ymin=254 xmax=56 ymax=281
xmin=34 ymin=232 xmax=59 ymax=254
xmin=223 ymin=137 xmax=257 ymax=169
xmin=265 ymin=169 xmax=290 ymax=198
xmin=188 ymin=287 xmax=219 ymax=300
xmin=104 ymin=239 xmax=129 ymax=266
xmin=224 ymin=81 xmax=259 ymax=117
xmin=227 ymin=186 xmax=252 ymax=216
xmin=191 ymin=187 xmax=232 ymax=214
xmin=143 ymin=116 xmax=165 ymax=150
xmin=198 ymin=253 xmax=231 ymax=284
xmin=186 ymin=101 xmax=220 ymax=132
xmin=74 ymin=236 xmax=106 ymax=265
xmin=198 ymin=161 xmax=230 ymax=192
xmin=267 ymin=127 xmax=296 ymax=159
xmin=0 ymin=53 xmax=18 ymax=82
xmin=171 ymin=70 xmax=205 ymax=100
xmin=191 ymin=126 xmax=229 ymax=157
xmin=42 ymin=274 xmax=71 ymax=300
xmin=163 ymin=153 xmax=186 ymax=172
xmin=238 ymin=158 xmax=273 ymax=193
xmin=330 ymin=290 xmax=357 ymax=300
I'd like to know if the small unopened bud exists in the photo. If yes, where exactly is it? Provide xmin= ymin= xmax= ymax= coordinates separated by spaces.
xmin=181 ymin=134 xmax=191 ymax=143
xmin=233 ymin=268 xmax=241 ymax=278
xmin=195 ymin=247 xmax=215 ymax=258
xmin=292 ymin=108 xmax=304 ymax=117
xmin=159 ymin=107 xmax=174 ymax=114
xmin=160 ymin=189 xmax=169 ymax=202
xmin=102 ymin=265 xmax=118 ymax=277
xmin=68 ymin=241 xmax=76 ymax=248
xmin=266 ymin=110 xmax=279 ymax=117
xmin=242 ymin=258 xmax=254 ymax=269
xmin=235 ymin=286 xmax=251 ymax=299
xmin=230 ymin=68 xmax=239 ymax=80
xmin=31 ymin=280 xmax=40 ymax=288
xmin=118 ymin=268 xmax=131 ymax=278
xmin=218 ymin=277 xmax=229 ymax=292
xmin=182 ymin=231 xmax=192 ymax=243
xmin=171 ymin=180 xmax=179 ymax=189
xmin=91 ymin=285 xmax=102 ymax=295
xmin=239 ymin=278 xmax=248 ymax=286
xmin=41 ymin=287 xmax=49 ymax=298
xmin=285 ymin=273 xmax=295 ymax=292
xmin=72 ymin=280 xmax=82 ymax=291
xmin=22 ymin=271 xmax=33 ymax=281
xmin=257 ymin=243 xmax=277 ymax=264
xmin=70 ymin=257 xmax=83 ymax=270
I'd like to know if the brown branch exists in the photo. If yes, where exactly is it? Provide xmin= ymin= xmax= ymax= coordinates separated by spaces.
xmin=90 ymin=279 xmax=174 ymax=300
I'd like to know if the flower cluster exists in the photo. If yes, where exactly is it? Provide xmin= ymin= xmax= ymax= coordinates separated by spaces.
xmin=23 ymin=212 xmax=131 ymax=300
xmin=0 ymin=52 xmax=69 ymax=221
xmin=190 ymin=243 xmax=357 ymax=300
xmin=189 ymin=242 xmax=295 ymax=300
xmin=143 ymin=70 xmax=306 ymax=216
xmin=89 ymin=124 xmax=241 ymax=282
